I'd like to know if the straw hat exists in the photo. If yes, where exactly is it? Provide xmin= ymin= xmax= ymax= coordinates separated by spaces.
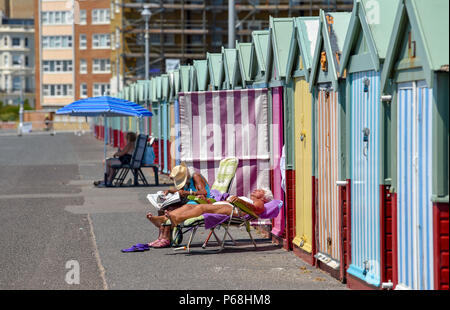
xmin=170 ymin=162 xmax=191 ymax=190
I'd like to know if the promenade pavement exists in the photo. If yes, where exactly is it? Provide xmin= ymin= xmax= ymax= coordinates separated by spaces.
xmin=0 ymin=131 xmax=348 ymax=290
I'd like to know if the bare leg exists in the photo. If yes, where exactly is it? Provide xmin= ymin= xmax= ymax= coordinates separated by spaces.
xmin=165 ymin=203 xmax=234 ymax=227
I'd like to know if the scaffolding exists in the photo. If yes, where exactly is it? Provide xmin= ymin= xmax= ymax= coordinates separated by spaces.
xmin=112 ymin=0 xmax=354 ymax=84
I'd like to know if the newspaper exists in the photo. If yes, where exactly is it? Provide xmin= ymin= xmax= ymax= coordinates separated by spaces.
xmin=146 ymin=191 xmax=181 ymax=210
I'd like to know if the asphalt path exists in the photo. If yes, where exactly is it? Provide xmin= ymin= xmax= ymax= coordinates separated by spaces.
xmin=0 ymin=132 xmax=347 ymax=290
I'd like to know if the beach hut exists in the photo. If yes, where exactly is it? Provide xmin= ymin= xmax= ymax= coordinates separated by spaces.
xmin=170 ymin=69 xmax=182 ymax=167
xmin=285 ymin=16 xmax=320 ymax=265
xmin=379 ymin=0 xmax=449 ymax=290
xmin=338 ymin=0 xmax=399 ymax=289
xmin=160 ymin=74 xmax=171 ymax=173
xmin=269 ymin=16 xmax=296 ymax=249
xmin=309 ymin=10 xmax=351 ymax=280
xmin=251 ymin=28 xmax=285 ymax=241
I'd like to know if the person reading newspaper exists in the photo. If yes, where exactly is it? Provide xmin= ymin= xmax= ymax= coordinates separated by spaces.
xmin=145 ymin=162 xmax=210 ymax=248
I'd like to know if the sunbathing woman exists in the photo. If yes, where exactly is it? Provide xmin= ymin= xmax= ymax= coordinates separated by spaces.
xmin=147 ymin=188 xmax=273 ymax=231
xmin=146 ymin=162 xmax=210 ymax=248
xmin=94 ymin=132 xmax=136 ymax=187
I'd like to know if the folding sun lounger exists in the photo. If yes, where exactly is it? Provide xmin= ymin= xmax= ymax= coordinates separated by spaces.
xmin=170 ymin=157 xmax=239 ymax=248
xmin=111 ymin=134 xmax=150 ymax=186
xmin=173 ymin=197 xmax=284 ymax=253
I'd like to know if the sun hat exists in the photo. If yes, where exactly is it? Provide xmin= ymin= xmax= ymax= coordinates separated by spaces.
xmin=170 ymin=162 xmax=191 ymax=190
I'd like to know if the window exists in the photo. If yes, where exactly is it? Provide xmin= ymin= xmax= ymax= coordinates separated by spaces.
xmin=4 ymin=36 xmax=7 ymax=46
xmin=191 ymin=35 xmax=203 ymax=45
xmin=93 ymin=59 xmax=111 ymax=73
xmin=92 ymin=34 xmax=110 ymax=48
xmin=79 ymin=34 xmax=87 ymax=49
xmin=79 ymin=59 xmax=87 ymax=74
xmin=42 ymin=11 xmax=72 ymax=25
xmin=25 ymin=56 xmax=29 ymax=67
xmin=43 ymin=84 xmax=73 ymax=97
xmin=12 ymin=55 xmax=21 ymax=66
xmin=42 ymin=36 xmax=73 ymax=48
xmin=150 ymin=34 xmax=160 ymax=46
xmin=3 ymin=54 xmax=8 ymax=67
xmin=13 ymin=77 xmax=22 ymax=91
xmin=212 ymin=28 xmax=222 ymax=47
xmin=79 ymin=10 xmax=87 ymax=25
xmin=80 ymin=83 xmax=87 ymax=98
xmin=92 ymin=9 xmax=110 ymax=24
xmin=25 ymin=38 xmax=29 ymax=47
xmin=12 ymin=38 xmax=21 ymax=47
xmin=43 ymin=60 xmax=73 ymax=73
xmin=93 ymin=83 xmax=110 ymax=96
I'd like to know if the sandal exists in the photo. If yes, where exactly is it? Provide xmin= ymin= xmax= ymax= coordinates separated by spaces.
xmin=152 ymin=239 xmax=171 ymax=248
xmin=148 ymin=239 xmax=161 ymax=247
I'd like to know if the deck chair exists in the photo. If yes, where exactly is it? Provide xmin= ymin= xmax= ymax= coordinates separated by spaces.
xmin=111 ymin=134 xmax=149 ymax=186
xmin=173 ymin=198 xmax=283 ymax=253
xmin=170 ymin=157 xmax=239 ymax=247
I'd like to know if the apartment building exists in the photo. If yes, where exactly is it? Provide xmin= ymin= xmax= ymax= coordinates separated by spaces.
xmin=0 ymin=0 xmax=35 ymax=106
xmin=0 ymin=14 xmax=35 ymax=106
xmin=34 ymin=0 xmax=112 ymax=111
xmin=75 ymin=0 xmax=112 ymax=100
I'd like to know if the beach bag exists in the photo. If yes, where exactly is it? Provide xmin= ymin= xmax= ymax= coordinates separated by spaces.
xmin=142 ymin=145 xmax=156 ymax=165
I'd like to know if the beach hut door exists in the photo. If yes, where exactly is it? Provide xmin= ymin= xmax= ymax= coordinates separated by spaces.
xmin=397 ymin=81 xmax=434 ymax=290
xmin=349 ymin=71 xmax=381 ymax=286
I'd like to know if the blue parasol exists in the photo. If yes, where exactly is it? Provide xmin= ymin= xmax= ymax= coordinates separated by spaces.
xmin=56 ymin=96 xmax=153 ymax=185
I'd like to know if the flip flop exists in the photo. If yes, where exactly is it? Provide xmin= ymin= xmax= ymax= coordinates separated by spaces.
xmin=121 ymin=244 xmax=149 ymax=253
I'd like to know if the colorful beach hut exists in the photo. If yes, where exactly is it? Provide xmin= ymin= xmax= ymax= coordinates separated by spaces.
xmin=339 ymin=0 xmax=399 ymax=288
xmin=309 ymin=10 xmax=351 ymax=280
xmin=285 ymin=16 xmax=320 ymax=265
xmin=379 ymin=0 xmax=449 ymax=290
xmin=269 ymin=16 xmax=296 ymax=248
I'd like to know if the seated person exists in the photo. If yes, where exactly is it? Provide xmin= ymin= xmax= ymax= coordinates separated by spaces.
xmin=94 ymin=132 xmax=136 ymax=187
xmin=147 ymin=188 xmax=273 ymax=235
xmin=146 ymin=162 xmax=211 ymax=248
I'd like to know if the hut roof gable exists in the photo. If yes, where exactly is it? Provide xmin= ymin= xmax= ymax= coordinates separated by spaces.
xmin=236 ymin=41 xmax=257 ymax=88
xmin=207 ymin=52 xmax=224 ymax=90
xmin=251 ymin=30 xmax=271 ymax=84
xmin=381 ymin=0 xmax=449 ymax=91
xmin=286 ymin=16 xmax=320 ymax=83
xmin=193 ymin=60 xmax=209 ymax=91
xmin=270 ymin=16 xmax=296 ymax=80
xmin=340 ymin=0 xmax=399 ymax=75
xmin=310 ymin=10 xmax=351 ymax=90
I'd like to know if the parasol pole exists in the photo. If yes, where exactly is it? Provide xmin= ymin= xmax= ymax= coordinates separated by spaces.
xmin=104 ymin=115 xmax=108 ymax=185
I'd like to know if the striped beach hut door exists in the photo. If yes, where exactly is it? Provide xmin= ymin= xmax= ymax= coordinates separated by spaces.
xmin=293 ymin=77 xmax=313 ymax=253
xmin=396 ymin=81 xmax=434 ymax=290
xmin=317 ymin=88 xmax=340 ymax=264
xmin=348 ymin=70 xmax=381 ymax=286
